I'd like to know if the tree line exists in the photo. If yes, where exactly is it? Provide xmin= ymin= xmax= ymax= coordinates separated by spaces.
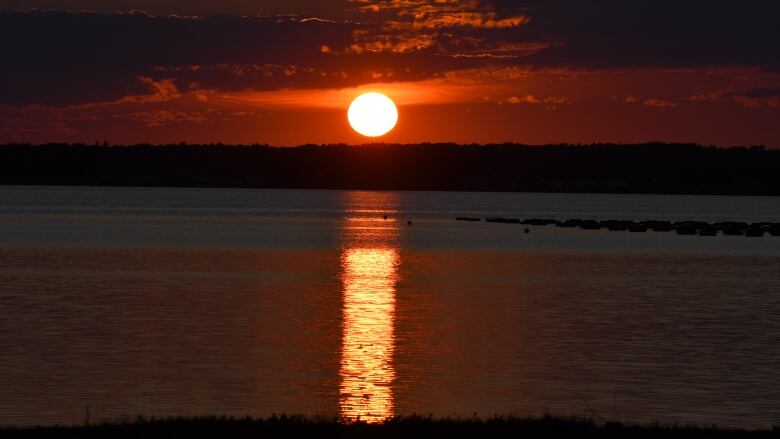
xmin=0 ymin=142 xmax=777 ymax=195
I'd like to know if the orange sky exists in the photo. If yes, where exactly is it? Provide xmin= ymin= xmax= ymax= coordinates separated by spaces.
xmin=1 ymin=2 xmax=779 ymax=146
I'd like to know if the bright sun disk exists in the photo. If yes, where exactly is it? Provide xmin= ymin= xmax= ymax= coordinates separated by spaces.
xmin=348 ymin=92 xmax=398 ymax=137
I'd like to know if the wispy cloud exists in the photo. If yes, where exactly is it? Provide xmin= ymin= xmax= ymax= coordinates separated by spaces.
xmin=689 ymin=88 xmax=780 ymax=108
xmin=644 ymin=98 xmax=678 ymax=109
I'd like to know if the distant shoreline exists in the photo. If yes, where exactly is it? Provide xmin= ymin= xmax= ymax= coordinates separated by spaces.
xmin=1 ymin=415 xmax=774 ymax=438
xmin=1 ymin=143 xmax=778 ymax=196
xmin=1 ymin=184 xmax=779 ymax=199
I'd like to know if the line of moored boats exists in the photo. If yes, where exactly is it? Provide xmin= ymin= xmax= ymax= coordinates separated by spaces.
xmin=454 ymin=217 xmax=780 ymax=237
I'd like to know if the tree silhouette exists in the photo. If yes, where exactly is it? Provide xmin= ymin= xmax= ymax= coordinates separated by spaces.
xmin=0 ymin=143 xmax=776 ymax=195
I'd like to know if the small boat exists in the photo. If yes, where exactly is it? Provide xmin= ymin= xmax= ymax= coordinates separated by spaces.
xmin=557 ymin=219 xmax=582 ymax=228
xmin=722 ymin=227 xmax=744 ymax=236
xmin=601 ymin=220 xmax=632 ymax=231
xmin=644 ymin=220 xmax=672 ymax=232
xmin=580 ymin=220 xmax=601 ymax=230
xmin=486 ymin=217 xmax=520 ymax=224
xmin=699 ymin=228 xmax=718 ymax=237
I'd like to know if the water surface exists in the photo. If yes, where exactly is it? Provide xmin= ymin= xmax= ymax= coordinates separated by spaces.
xmin=0 ymin=187 xmax=779 ymax=428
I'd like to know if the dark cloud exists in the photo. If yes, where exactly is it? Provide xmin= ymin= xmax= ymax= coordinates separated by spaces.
xmin=0 ymin=9 xmax=493 ymax=106
xmin=0 ymin=0 xmax=353 ymax=17
xmin=1 ymin=1 xmax=779 ymax=107
xmin=493 ymin=0 xmax=780 ymax=70
xmin=0 ymin=11 xmax=361 ymax=105
xmin=332 ymin=0 xmax=780 ymax=70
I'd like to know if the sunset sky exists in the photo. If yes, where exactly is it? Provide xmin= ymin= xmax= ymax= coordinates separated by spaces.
xmin=1 ymin=0 xmax=779 ymax=146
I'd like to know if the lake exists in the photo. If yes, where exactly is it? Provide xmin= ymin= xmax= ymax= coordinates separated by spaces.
xmin=1 ymin=186 xmax=779 ymax=428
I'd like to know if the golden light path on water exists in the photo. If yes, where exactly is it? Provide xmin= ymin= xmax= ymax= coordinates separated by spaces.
xmin=339 ymin=193 xmax=401 ymax=423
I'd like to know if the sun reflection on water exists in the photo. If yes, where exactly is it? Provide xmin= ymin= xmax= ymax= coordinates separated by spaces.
xmin=339 ymin=248 xmax=398 ymax=423
xmin=339 ymin=194 xmax=401 ymax=423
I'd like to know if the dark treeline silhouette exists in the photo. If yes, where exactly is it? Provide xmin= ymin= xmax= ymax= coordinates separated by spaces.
xmin=0 ymin=143 xmax=777 ymax=195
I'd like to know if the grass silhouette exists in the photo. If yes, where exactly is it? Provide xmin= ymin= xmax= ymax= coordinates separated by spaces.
xmin=2 ymin=415 xmax=778 ymax=438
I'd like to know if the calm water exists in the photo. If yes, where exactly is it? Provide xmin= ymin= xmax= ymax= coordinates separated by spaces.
xmin=1 ymin=186 xmax=779 ymax=428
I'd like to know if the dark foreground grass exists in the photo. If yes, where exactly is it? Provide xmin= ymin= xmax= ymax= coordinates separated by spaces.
xmin=2 ymin=415 xmax=779 ymax=438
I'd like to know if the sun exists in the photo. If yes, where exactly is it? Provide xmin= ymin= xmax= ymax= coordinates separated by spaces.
xmin=348 ymin=92 xmax=398 ymax=138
